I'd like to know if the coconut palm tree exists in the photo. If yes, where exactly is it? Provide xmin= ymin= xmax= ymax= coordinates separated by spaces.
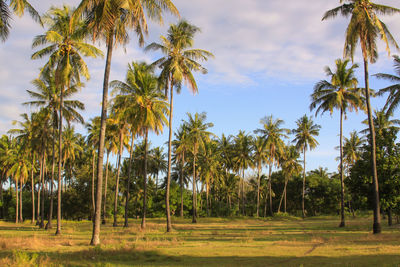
xmin=343 ymin=131 xmax=365 ymax=171
xmin=254 ymin=115 xmax=289 ymax=216
xmin=0 ymin=0 xmax=41 ymax=42
xmin=310 ymin=58 xmax=363 ymax=227
xmin=146 ymin=20 xmax=213 ymax=231
xmin=183 ymin=112 xmax=214 ymax=223
xmin=252 ymin=136 xmax=267 ymax=217
xmin=232 ymin=131 xmax=254 ymax=216
xmin=292 ymin=115 xmax=320 ymax=218
xmin=32 ymin=5 xmax=102 ymax=236
xmin=375 ymin=55 xmax=400 ymax=115
xmin=74 ymin=0 xmax=178 ymax=245
xmin=323 ymin=0 xmax=400 ymax=234
xmin=152 ymin=146 xmax=166 ymax=194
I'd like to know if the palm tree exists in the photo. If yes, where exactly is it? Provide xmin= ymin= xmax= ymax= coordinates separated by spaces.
xmin=323 ymin=0 xmax=400 ymax=234
xmin=232 ymin=131 xmax=254 ymax=216
xmin=152 ymin=146 xmax=166 ymax=194
xmin=292 ymin=115 xmax=321 ymax=218
xmin=310 ymin=58 xmax=363 ymax=227
xmin=75 ymin=0 xmax=178 ymax=245
xmin=183 ymin=112 xmax=214 ymax=223
xmin=86 ymin=117 xmax=100 ymax=220
xmin=146 ymin=20 xmax=213 ymax=231
xmin=375 ymin=55 xmax=400 ymax=115
xmin=278 ymin=145 xmax=301 ymax=213
xmin=252 ymin=136 xmax=267 ymax=217
xmin=0 ymin=0 xmax=41 ymax=42
xmin=32 ymin=5 xmax=102 ymax=236
xmin=343 ymin=131 xmax=365 ymax=171
xmin=254 ymin=115 xmax=289 ymax=216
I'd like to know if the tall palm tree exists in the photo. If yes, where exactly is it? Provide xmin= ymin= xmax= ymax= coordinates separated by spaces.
xmin=183 ymin=112 xmax=214 ymax=223
xmin=32 ymin=5 xmax=102 ymax=236
xmin=146 ymin=20 xmax=213 ymax=231
xmin=292 ymin=115 xmax=320 ymax=218
xmin=375 ymin=55 xmax=400 ymax=115
xmin=75 ymin=0 xmax=178 ymax=245
xmin=232 ymin=131 xmax=254 ymax=216
xmin=0 ymin=0 xmax=41 ymax=42
xmin=254 ymin=115 xmax=289 ymax=216
xmin=252 ymin=136 xmax=267 ymax=217
xmin=310 ymin=58 xmax=363 ymax=227
xmin=323 ymin=0 xmax=400 ymax=234
xmin=86 ymin=117 xmax=100 ymax=220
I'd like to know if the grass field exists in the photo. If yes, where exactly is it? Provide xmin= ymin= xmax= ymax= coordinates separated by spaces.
xmin=0 ymin=215 xmax=399 ymax=266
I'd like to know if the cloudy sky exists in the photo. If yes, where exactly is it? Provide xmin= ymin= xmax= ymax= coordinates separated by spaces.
xmin=1 ymin=0 xmax=400 ymax=173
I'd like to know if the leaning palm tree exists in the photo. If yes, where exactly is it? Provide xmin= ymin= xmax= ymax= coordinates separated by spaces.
xmin=254 ymin=115 xmax=289 ymax=216
xmin=292 ymin=115 xmax=320 ymax=218
xmin=310 ymin=58 xmax=363 ymax=227
xmin=146 ymin=20 xmax=213 ymax=231
xmin=32 ymin=5 xmax=102 ymax=236
xmin=375 ymin=55 xmax=400 ymax=115
xmin=74 ymin=0 xmax=178 ymax=245
xmin=0 ymin=0 xmax=41 ymax=42
xmin=323 ymin=0 xmax=400 ymax=234
xmin=183 ymin=112 xmax=214 ymax=223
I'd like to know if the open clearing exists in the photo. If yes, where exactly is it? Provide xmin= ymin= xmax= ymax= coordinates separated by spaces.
xmin=0 ymin=215 xmax=399 ymax=266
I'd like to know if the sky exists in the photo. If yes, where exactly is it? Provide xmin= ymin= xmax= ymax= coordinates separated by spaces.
xmin=1 ymin=0 xmax=400 ymax=174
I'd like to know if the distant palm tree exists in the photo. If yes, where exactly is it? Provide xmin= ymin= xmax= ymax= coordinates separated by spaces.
xmin=75 ymin=0 xmax=178 ymax=245
xmin=183 ymin=112 xmax=214 ymax=223
xmin=292 ymin=115 xmax=320 ymax=218
xmin=310 ymin=58 xmax=363 ymax=227
xmin=146 ymin=20 xmax=213 ymax=231
xmin=375 ymin=55 xmax=400 ymax=115
xmin=254 ymin=115 xmax=289 ymax=216
xmin=252 ymin=136 xmax=267 ymax=217
xmin=343 ymin=131 xmax=365 ymax=171
xmin=323 ymin=0 xmax=400 ymax=234
xmin=0 ymin=0 xmax=41 ymax=42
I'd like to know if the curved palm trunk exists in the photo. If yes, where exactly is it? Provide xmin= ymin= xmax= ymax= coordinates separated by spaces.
xmin=363 ymin=58 xmax=381 ymax=234
xmin=339 ymin=109 xmax=345 ymax=227
xmin=302 ymin=147 xmax=306 ymax=219
xmin=113 ymin=132 xmax=124 ymax=227
xmin=102 ymin=151 xmax=110 ymax=225
xmin=141 ymin=130 xmax=149 ymax=229
xmin=91 ymin=31 xmax=114 ymax=245
xmin=46 ymin=129 xmax=56 ymax=229
xmin=166 ymin=77 xmax=174 ymax=232
xmin=91 ymin=150 xmax=96 ymax=220
xmin=124 ymin=134 xmax=134 ymax=228
xmin=56 ymin=86 xmax=64 ymax=236
xmin=15 ymin=178 xmax=18 ymax=224
xmin=31 ymin=153 xmax=35 ymax=224
xmin=256 ymin=161 xmax=261 ymax=217
xmin=192 ymin=154 xmax=197 ymax=223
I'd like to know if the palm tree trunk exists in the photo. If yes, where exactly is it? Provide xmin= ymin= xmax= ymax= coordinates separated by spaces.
xmin=302 ymin=147 xmax=306 ymax=218
xmin=141 ymin=130 xmax=149 ymax=229
xmin=206 ymin=183 xmax=209 ymax=217
xmin=36 ymin=155 xmax=42 ymax=226
xmin=256 ymin=161 xmax=261 ymax=217
xmin=46 ymin=130 xmax=56 ymax=229
xmin=31 ymin=154 xmax=35 ymax=224
xmin=237 ymin=175 xmax=240 ymax=215
xmin=268 ymin=164 xmax=273 ymax=217
xmin=284 ymin=184 xmax=287 ymax=213
xmin=192 ymin=154 xmax=197 ymax=223
xmin=124 ymin=134 xmax=134 ymax=228
xmin=278 ymin=178 xmax=288 ymax=213
xmin=166 ymin=76 xmax=174 ymax=232
xmin=91 ymin=151 xmax=96 ymax=220
xmin=180 ymin=155 xmax=184 ymax=218
xmin=19 ymin=178 xmax=23 ymax=222
xmin=339 ymin=109 xmax=345 ymax=227
xmin=15 ymin=178 xmax=18 ymax=224
xmin=363 ymin=58 xmax=381 ymax=234
xmin=113 ymin=133 xmax=123 ymax=227
xmin=102 ymin=151 xmax=110 ymax=225
xmin=40 ymin=154 xmax=46 ymax=228
xmin=91 ymin=29 xmax=114 ymax=246
xmin=56 ymin=85 xmax=64 ymax=236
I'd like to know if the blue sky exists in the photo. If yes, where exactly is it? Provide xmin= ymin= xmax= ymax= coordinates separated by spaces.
xmin=0 ymin=0 xmax=400 ymax=174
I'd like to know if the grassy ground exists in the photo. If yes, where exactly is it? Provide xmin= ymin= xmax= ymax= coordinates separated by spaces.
xmin=0 ymin=215 xmax=399 ymax=266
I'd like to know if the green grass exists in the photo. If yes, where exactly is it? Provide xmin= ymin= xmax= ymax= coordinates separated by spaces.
xmin=0 ymin=215 xmax=399 ymax=266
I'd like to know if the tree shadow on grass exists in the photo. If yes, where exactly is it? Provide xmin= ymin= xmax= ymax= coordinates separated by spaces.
xmin=1 ymin=248 xmax=400 ymax=267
